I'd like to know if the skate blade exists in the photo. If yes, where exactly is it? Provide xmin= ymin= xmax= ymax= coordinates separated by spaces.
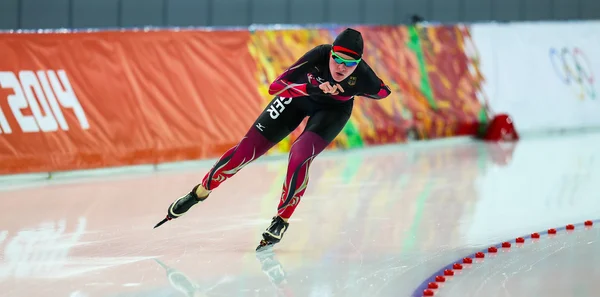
xmin=153 ymin=217 xmax=170 ymax=229
xmin=256 ymin=240 xmax=274 ymax=252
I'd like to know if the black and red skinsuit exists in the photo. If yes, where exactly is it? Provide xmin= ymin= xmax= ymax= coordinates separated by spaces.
xmin=200 ymin=43 xmax=391 ymax=220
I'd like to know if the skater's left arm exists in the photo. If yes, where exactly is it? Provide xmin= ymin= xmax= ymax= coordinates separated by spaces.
xmin=357 ymin=71 xmax=392 ymax=100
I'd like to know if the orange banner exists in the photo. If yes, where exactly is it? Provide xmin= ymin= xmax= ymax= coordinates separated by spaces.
xmin=0 ymin=30 xmax=263 ymax=174
xmin=1 ymin=25 xmax=488 ymax=175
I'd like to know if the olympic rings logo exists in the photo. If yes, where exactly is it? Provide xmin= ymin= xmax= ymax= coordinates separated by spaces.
xmin=549 ymin=47 xmax=596 ymax=100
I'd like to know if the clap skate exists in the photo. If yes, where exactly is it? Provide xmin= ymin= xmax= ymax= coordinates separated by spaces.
xmin=256 ymin=216 xmax=289 ymax=252
xmin=153 ymin=184 xmax=209 ymax=229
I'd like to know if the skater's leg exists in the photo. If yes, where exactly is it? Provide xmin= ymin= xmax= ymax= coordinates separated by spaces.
xmin=156 ymin=96 xmax=308 ymax=227
xmin=277 ymin=106 xmax=352 ymax=219
xmin=276 ymin=130 xmax=329 ymax=219
xmin=257 ymin=103 xmax=353 ymax=249
xmin=198 ymin=127 xmax=275 ymax=195
xmin=198 ymin=96 xmax=309 ymax=195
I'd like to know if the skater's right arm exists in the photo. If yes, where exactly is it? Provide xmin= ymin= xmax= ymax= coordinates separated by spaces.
xmin=268 ymin=44 xmax=330 ymax=98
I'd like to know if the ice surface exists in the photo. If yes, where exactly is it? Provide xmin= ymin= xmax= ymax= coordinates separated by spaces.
xmin=0 ymin=132 xmax=598 ymax=297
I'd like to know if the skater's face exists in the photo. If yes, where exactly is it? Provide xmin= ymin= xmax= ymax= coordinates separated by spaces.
xmin=329 ymin=50 xmax=360 ymax=82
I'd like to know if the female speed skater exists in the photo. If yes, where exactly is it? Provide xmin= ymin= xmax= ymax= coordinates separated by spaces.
xmin=154 ymin=28 xmax=392 ymax=252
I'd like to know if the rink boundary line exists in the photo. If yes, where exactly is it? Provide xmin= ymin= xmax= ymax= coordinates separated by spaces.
xmin=410 ymin=219 xmax=599 ymax=297
xmin=2 ymin=127 xmax=600 ymax=192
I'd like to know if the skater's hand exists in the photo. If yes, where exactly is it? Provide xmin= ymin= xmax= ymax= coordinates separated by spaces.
xmin=319 ymin=82 xmax=337 ymax=94
xmin=319 ymin=82 xmax=344 ymax=95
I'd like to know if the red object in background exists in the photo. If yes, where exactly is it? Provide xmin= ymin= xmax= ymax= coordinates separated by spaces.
xmin=481 ymin=114 xmax=519 ymax=141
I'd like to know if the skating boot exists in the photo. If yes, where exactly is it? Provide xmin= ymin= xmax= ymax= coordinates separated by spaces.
xmin=153 ymin=184 xmax=209 ymax=228
xmin=256 ymin=216 xmax=289 ymax=252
